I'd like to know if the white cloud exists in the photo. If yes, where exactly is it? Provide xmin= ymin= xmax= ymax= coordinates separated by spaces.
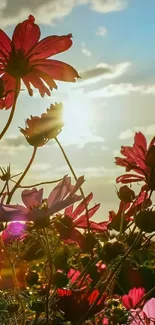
xmin=118 ymin=124 xmax=155 ymax=141
xmin=81 ymin=42 xmax=92 ymax=57
xmin=31 ymin=163 xmax=52 ymax=172
xmin=53 ymin=165 xmax=122 ymax=178
xmin=90 ymin=0 xmax=128 ymax=12
xmin=87 ymin=83 xmax=155 ymax=98
xmin=119 ymin=129 xmax=134 ymax=140
xmin=96 ymin=26 xmax=107 ymax=36
xmin=0 ymin=0 xmax=129 ymax=27
xmin=79 ymin=62 xmax=131 ymax=87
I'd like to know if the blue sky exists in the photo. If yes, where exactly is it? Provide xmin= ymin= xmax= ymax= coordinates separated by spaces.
xmin=0 ymin=0 xmax=155 ymax=220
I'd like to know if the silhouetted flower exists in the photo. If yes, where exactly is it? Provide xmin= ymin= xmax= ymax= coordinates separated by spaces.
xmin=54 ymin=192 xmax=103 ymax=247
xmin=20 ymin=102 xmax=63 ymax=147
xmin=0 ymin=15 xmax=79 ymax=109
xmin=0 ymin=176 xmax=84 ymax=223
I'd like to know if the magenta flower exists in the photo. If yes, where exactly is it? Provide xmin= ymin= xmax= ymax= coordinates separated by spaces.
xmin=1 ymin=176 xmax=84 ymax=223
xmin=2 ymin=222 xmax=26 ymax=244
xmin=122 ymin=287 xmax=145 ymax=309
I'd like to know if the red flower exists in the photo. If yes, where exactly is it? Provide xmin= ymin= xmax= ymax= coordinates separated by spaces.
xmin=122 ymin=287 xmax=145 ymax=309
xmin=0 ymin=15 xmax=79 ymax=109
xmin=115 ymin=132 xmax=155 ymax=190
xmin=57 ymin=287 xmax=106 ymax=324
xmin=54 ymin=193 xmax=104 ymax=247
xmin=99 ymin=190 xmax=150 ymax=232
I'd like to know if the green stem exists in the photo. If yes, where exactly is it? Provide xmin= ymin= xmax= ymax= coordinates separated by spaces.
xmin=0 ymin=80 xmax=19 ymax=140
xmin=55 ymin=137 xmax=90 ymax=233
xmin=6 ymin=146 xmax=37 ymax=204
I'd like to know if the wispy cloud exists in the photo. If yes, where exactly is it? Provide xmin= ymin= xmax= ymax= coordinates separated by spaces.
xmin=87 ymin=83 xmax=155 ymax=98
xmin=53 ymin=165 xmax=122 ymax=178
xmin=0 ymin=0 xmax=129 ymax=27
xmin=96 ymin=26 xmax=107 ymax=36
xmin=81 ymin=42 xmax=92 ymax=57
xmin=31 ymin=163 xmax=52 ymax=172
xmin=119 ymin=124 xmax=155 ymax=140
xmin=78 ymin=62 xmax=131 ymax=87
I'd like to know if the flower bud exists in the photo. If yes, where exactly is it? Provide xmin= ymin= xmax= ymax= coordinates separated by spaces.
xmin=134 ymin=210 xmax=155 ymax=233
xmin=146 ymin=146 xmax=155 ymax=168
xmin=117 ymin=185 xmax=135 ymax=203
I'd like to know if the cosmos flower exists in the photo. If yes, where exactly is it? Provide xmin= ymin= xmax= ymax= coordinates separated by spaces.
xmin=20 ymin=102 xmax=63 ymax=147
xmin=1 ymin=222 xmax=26 ymax=244
xmin=57 ymin=287 xmax=106 ymax=324
xmin=0 ymin=15 xmax=79 ymax=109
xmin=115 ymin=132 xmax=155 ymax=190
xmin=54 ymin=192 xmax=104 ymax=247
xmin=0 ymin=176 xmax=84 ymax=223
xmin=122 ymin=287 xmax=145 ymax=309
xmin=99 ymin=190 xmax=150 ymax=232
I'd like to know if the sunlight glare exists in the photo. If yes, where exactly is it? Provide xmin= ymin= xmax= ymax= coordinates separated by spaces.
xmin=59 ymin=96 xmax=94 ymax=146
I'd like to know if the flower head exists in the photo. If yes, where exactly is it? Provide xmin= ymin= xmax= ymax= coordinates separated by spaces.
xmin=20 ymin=102 xmax=63 ymax=147
xmin=122 ymin=287 xmax=145 ymax=309
xmin=115 ymin=132 xmax=155 ymax=190
xmin=0 ymin=15 xmax=79 ymax=109
xmin=54 ymin=192 xmax=103 ymax=247
xmin=0 ymin=176 xmax=84 ymax=223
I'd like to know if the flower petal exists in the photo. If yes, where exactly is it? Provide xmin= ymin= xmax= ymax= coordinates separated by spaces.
xmin=0 ymin=29 xmax=12 ymax=59
xmin=71 ymin=193 xmax=93 ymax=220
xmin=1 ymin=73 xmax=17 ymax=109
xmin=74 ymin=204 xmax=100 ymax=227
xmin=22 ymin=188 xmax=43 ymax=209
xmin=116 ymin=173 xmax=145 ymax=184
xmin=47 ymin=176 xmax=71 ymax=207
xmin=32 ymin=59 xmax=79 ymax=82
xmin=12 ymin=15 xmax=40 ymax=55
xmin=28 ymin=34 xmax=73 ymax=60
xmin=22 ymin=72 xmax=50 ymax=97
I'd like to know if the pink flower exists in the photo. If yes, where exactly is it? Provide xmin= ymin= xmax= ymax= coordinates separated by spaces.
xmin=2 ymin=176 xmax=84 ymax=224
xmin=122 ymin=288 xmax=145 ymax=309
xmin=115 ymin=132 xmax=155 ymax=190
xmin=143 ymin=298 xmax=155 ymax=324
xmin=99 ymin=190 xmax=150 ymax=232
xmin=2 ymin=222 xmax=26 ymax=244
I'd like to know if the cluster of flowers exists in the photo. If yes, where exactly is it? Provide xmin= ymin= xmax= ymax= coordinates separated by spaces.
xmin=0 ymin=14 xmax=154 ymax=325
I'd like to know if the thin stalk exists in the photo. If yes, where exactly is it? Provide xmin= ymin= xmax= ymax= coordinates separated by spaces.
xmin=11 ymin=177 xmax=63 ymax=188
xmin=55 ymin=137 xmax=90 ymax=233
xmin=0 ymin=80 xmax=19 ymax=140
xmin=0 ymin=237 xmax=25 ymax=325
xmin=6 ymin=146 xmax=37 ymax=204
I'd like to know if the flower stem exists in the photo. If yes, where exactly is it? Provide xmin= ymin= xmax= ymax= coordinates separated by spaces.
xmin=0 ymin=80 xmax=19 ymax=140
xmin=0 ymin=236 xmax=25 ymax=325
xmin=6 ymin=146 xmax=37 ymax=204
xmin=11 ymin=177 xmax=63 ymax=188
xmin=55 ymin=137 xmax=90 ymax=233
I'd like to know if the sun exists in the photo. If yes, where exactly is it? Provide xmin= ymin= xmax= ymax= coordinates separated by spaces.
xmin=59 ymin=96 xmax=93 ymax=146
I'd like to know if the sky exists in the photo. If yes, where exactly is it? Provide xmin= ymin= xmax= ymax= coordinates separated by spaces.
xmin=0 ymin=0 xmax=155 ymax=221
